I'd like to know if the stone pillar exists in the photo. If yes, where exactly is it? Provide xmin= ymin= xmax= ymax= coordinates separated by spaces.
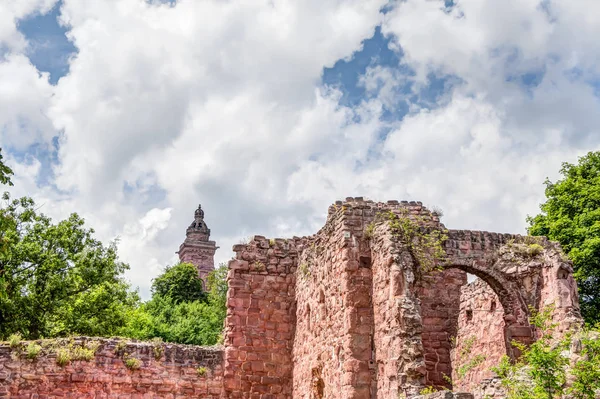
xmin=292 ymin=204 xmax=374 ymax=399
xmin=223 ymin=236 xmax=297 ymax=399
xmin=177 ymin=204 xmax=218 ymax=285
xmin=371 ymin=223 xmax=427 ymax=398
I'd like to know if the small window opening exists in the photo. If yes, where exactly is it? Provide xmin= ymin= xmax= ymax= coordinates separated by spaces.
xmin=557 ymin=270 xmax=568 ymax=280
xmin=466 ymin=309 xmax=473 ymax=321
xmin=490 ymin=300 xmax=497 ymax=312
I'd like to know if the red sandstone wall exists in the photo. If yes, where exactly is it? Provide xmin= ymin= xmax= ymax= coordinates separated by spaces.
xmin=0 ymin=337 xmax=223 ymax=398
xmin=369 ymin=201 xmax=444 ymax=398
xmin=224 ymin=236 xmax=298 ymax=398
xmin=451 ymin=279 xmax=506 ymax=392
xmin=419 ymin=269 xmax=466 ymax=389
xmin=371 ymin=228 xmax=417 ymax=398
xmin=538 ymin=244 xmax=582 ymax=336
xmin=292 ymin=204 xmax=374 ymax=399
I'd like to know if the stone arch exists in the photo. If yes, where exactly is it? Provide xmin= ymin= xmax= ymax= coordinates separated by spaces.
xmin=444 ymin=261 xmax=529 ymax=327
xmin=443 ymin=261 xmax=533 ymax=359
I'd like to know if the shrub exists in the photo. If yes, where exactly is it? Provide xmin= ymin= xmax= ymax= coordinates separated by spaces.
xmin=197 ymin=366 xmax=208 ymax=376
xmin=25 ymin=342 xmax=42 ymax=360
xmin=114 ymin=339 xmax=128 ymax=355
xmin=527 ymin=243 xmax=544 ymax=257
xmin=8 ymin=333 xmax=21 ymax=349
xmin=124 ymin=356 xmax=141 ymax=370
xmin=56 ymin=348 xmax=71 ymax=366
xmin=419 ymin=386 xmax=437 ymax=395
xmin=364 ymin=222 xmax=375 ymax=239
xmin=151 ymin=337 xmax=164 ymax=360
xmin=71 ymin=342 xmax=98 ymax=361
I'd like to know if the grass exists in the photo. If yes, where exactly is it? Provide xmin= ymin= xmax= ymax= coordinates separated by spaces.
xmin=25 ymin=342 xmax=42 ymax=360
xmin=8 ymin=333 xmax=21 ymax=349
xmin=124 ymin=356 xmax=142 ymax=370
xmin=151 ymin=337 xmax=164 ymax=360
xmin=56 ymin=348 xmax=71 ymax=366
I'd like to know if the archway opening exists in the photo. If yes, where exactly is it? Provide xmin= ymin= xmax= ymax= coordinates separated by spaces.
xmin=417 ymin=264 xmax=532 ymax=392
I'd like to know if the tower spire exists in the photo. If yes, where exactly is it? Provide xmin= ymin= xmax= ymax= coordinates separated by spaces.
xmin=177 ymin=203 xmax=218 ymax=286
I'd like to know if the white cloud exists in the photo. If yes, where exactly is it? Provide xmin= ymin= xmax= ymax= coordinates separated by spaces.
xmin=3 ymin=0 xmax=600 ymax=299
xmin=0 ymin=55 xmax=55 ymax=150
xmin=37 ymin=0 xmax=388 ymax=295
xmin=0 ymin=0 xmax=58 ymax=52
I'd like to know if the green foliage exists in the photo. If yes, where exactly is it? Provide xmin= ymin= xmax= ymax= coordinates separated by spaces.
xmin=454 ymin=335 xmax=486 ymax=380
xmin=299 ymin=262 xmax=310 ymax=278
xmin=47 ymin=339 xmax=99 ymax=364
xmin=527 ymin=151 xmax=600 ymax=324
xmin=570 ymin=327 xmax=600 ymax=399
xmin=458 ymin=354 xmax=486 ymax=378
xmin=197 ymin=366 xmax=208 ymax=376
xmin=120 ymin=264 xmax=227 ymax=346
xmin=492 ymin=306 xmax=600 ymax=399
xmin=114 ymin=339 xmax=128 ymax=356
xmin=124 ymin=356 xmax=141 ymax=370
xmin=151 ymin=262 xmax=207 ymax=304
xmin=0 ymin=149 xmax=13 ymax=187
xmin=253 ymin=261 xmax=265 ymax=272
xmin=0 ymin=193 xmax=137 ymax=340
xmin=70 ymin=341 xmax=99 ymax=361
xmin=56 ymin=347 xmax=71 ymax=366
xmin=419 ymin=386 xmax=437 ymax=395
xmin=528 ymin=243 xmax=544 ymax=256
xmin=385 ymin=210 xmax=447 ymax=278
xmin=8 ymin=333 xmax=21 ymax=348
xmin=25 ymin=342 xmax=42 ymax=360
xmin=151 ymin=337 xmax=164 ymax=360
xmin=364 ymin=222 xmax=375 ymax=239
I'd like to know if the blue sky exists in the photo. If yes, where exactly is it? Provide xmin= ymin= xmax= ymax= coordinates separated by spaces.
xmin=2 ymin=0 xmax=599 ymax=297
xmin=18 ymin=2 xmax=75 ymax=85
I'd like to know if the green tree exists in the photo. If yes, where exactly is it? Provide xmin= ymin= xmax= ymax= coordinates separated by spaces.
xmin=151 ymin=262 xmax=207 ymax=303
xmin=0 ymin=193 xmax=137 ymax=339
xmin=528 ymin=151 xmax=600 ymax=324
xmin=492 ymin=308 xmax=600 ymax=399
xmin=0 ymin=149 xmax=13 ymax=187
xmin=206 ymin=263 xmax=228 ymax=311
xmin=120 ymin=263 xmax=228 ymax=346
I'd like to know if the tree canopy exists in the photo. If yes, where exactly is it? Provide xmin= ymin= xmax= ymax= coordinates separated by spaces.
xmin=0 ymin=148 xmax=227 ymax=344
xmin=0 ymin=193 xmax=138 ymax=339
xmin=121 ymin=263 xmax=227 ymax=345
xmin=151 ymin=262 xmax=207 ymax=303
xmin=0 ymin=149 xmax=13 ymax=187
xmin=528 ymin=151 xmax=600 ymax=325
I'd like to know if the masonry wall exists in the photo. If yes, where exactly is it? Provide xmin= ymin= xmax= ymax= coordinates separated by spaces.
xmin=451 ymin=279 xmax=506 ymax=392
xmin=292 ymin=202 xmax=375 ymax=399
xmin=371 ymin=224 xmax=425 ymax=398
xmin=0 ymin=337 xmax=223 ymax=398
xmin=419 ymin=269 xmax=466 ymax=389
xmin=223 ymin=236 xmax=298 ymax=398
xmin=537 ymin=243 xmax=582 ymax=336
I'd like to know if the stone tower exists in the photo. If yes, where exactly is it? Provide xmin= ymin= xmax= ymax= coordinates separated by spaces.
xmin=177 ymin=204 xmax=218 ymax=286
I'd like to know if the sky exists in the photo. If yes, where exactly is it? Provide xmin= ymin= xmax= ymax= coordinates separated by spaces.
xmin=1 ymin=0 xmax=599 ymax=298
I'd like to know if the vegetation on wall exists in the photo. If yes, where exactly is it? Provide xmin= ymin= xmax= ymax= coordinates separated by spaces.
xmin=492 ymin=306 xmax=600 ymax=399
xmin=385 ymin=210 xmax=447 ymax=278
xmin=528 ymin=151 xmax=600 ymax=325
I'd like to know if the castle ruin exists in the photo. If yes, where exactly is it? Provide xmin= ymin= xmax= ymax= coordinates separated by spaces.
xmin=0 ymin=198 xmax=583 ymax=398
